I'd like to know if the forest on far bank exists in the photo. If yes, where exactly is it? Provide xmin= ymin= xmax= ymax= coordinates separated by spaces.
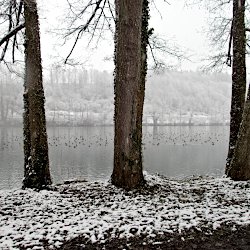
xmin=0 ymin=66 xmax=231 ymax=126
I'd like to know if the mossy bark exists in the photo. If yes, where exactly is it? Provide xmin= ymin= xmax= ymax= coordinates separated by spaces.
xmin=227 ymin=86 xmax=250 ymax=180
xmin=136 ymin=0 xmax=149 ymax=170
xmin=226 ymin=0 xmax=246 ymax=172
xmin=22 ymin=0 xmax=51 ymax=189
xmin=112 ymin=0 xmax=145 ymax=190
xmin=23 ymin=91 xmax=31 ymax=174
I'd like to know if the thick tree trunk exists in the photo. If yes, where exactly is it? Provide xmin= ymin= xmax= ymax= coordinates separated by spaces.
xmin=23 ymin=91 xmax=31 ymax=173
xmin=227 ymin=86 xmax=250 ymax=180
xmin=112 ymin=0 xmax=145 ymax=189
xmin=22 ymin=0 xmax=52 ymax=189
xmin=226 ymin=0 xmax=246 ymax=172
xmin=136 ymin=0 xmax=149 ymax=167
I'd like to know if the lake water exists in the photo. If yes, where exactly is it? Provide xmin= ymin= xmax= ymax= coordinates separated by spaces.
xmin=0 ymin=126 xmax=229 ymax=190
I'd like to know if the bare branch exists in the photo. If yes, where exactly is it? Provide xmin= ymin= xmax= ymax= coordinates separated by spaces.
xmin=64 ymin=0 xmax=103 ymax=63
xmin=87 ymin=0 xmax=107 ymax=47
xmin=107 ymin=0 xmax=115 ymax=21
xmin=0 ymin=22 xmax=25 ymax=48
xmin=64 ymin=31 xmax=82 ymax=64
xmin=226 ymin=20 xmax=233 ymax=67
xmin=201 ymin=53 xmax=228 ymax=72
xmin=1 ymin=2 xmax=13 ymax=61
xmin=148 ymin=34 xmax=190 ymax=71
xmin=0 ymin=0 xmax=24 ymax=62
xmin=151 ymin=0 xmax=163 ymax=19
xmin=12 ymin=0 xmax=24 ymax=63
xmin=189 ymin=0 xmax=233 ymax=70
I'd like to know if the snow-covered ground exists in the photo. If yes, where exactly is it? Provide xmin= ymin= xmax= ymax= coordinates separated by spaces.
xmin=0 ymin=173 xmax=250 ymax=249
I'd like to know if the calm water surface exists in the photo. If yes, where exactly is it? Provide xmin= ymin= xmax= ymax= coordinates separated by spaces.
xmin=0 ymin=126 xmax=229 ymax=189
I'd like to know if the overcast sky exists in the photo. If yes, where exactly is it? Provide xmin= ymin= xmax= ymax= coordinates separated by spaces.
xmin=38 ymin=0 xmax=212 ymax=72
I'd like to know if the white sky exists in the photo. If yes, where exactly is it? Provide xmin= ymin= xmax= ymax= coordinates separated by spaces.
xmin=149 ymin=1 xmax=210 ymax=70
xmin=38 ymin=0 xmax=211 ymax=72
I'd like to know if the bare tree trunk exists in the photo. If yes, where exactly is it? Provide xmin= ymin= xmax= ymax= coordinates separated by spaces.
xmin=22 ymin=0 xmax=52 ymax=189
xmin=136 ymin=0 xmax=149 ymax=171
xmin=23 ymin=91 xmax=31 ymax=173
xmin=227 ymin=85 xmax=250 ymax=180
xmin=112 ymin=0 xmax=145 ymax=189
xmin=226 ymin=0 xmax=246 ymax=172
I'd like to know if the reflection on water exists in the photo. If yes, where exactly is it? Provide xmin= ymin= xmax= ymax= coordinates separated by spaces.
xmin=143 ymin=126 xmax=228 ymax=179
xmin=0 ymin=125 xmax=229 ymax=190
xmin=0 ymin=126 xmax=23 ymax=189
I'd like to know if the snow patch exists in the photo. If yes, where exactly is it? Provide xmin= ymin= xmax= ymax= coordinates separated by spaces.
xmin=0 ymin=174 xmax=250 ymax=249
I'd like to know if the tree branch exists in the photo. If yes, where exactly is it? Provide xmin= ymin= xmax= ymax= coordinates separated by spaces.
xmin=226 ymin=20 xmax=233 ymax=67
xmin=12 ymin=0 xmax=24 ymax=63
xmin=64 ymin=0 xmax=103 ymax=63
xmin=0 ymin=22 xmax=25 ymax=48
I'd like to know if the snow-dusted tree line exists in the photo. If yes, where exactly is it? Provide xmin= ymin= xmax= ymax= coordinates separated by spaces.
xmin=0 ymin=65 xmax=231 ymax=126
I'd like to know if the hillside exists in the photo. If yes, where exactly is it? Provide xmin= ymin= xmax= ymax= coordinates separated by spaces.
xmin=0 ymin=66 xmax=231 ymax=126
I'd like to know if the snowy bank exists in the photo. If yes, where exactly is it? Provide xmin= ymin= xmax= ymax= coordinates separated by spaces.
xmin=0 ymin=174 xmax=250 ymax=249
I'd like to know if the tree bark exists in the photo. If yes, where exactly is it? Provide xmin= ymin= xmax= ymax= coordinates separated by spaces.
xmin=23 ymin=90 xmax=31 ymax=174
xmin=136 ymin=0 xmax=149 ymax=170
xmin=112 ymin=0 xmax=145 ymax=189
xmin=227 ymin=85 xmax=250 ymax=180
xmin=226 ymin=0 xmax=246 ymax=172
xmin=22 ymin=0 xmax=52 ymax=189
